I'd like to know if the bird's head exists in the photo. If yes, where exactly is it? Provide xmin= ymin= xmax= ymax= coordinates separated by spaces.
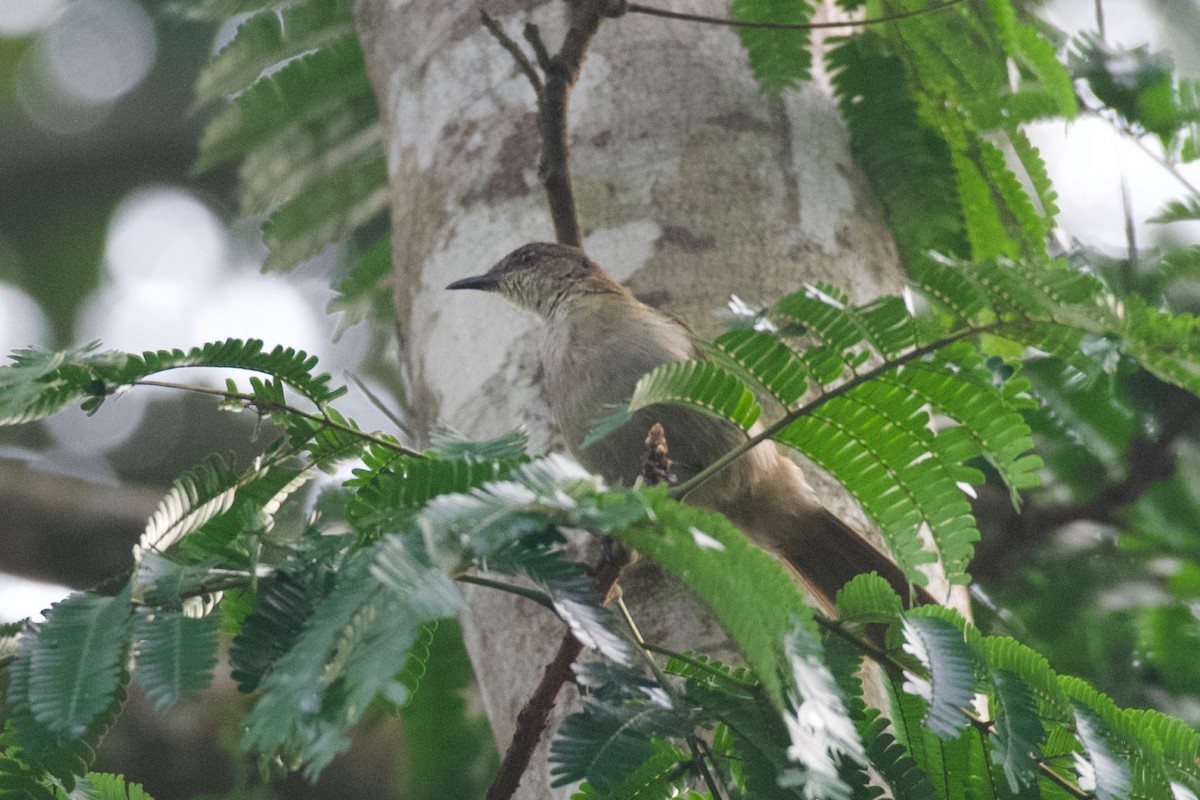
xmin=446 ymin=242 xmax=617 ymax=319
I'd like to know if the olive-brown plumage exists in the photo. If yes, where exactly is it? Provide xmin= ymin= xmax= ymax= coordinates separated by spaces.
xmin=448 ymin=242 xmax=932 ymax=611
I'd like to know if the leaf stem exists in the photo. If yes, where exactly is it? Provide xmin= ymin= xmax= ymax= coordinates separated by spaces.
xmin=613 ymin=594 xmax=730 ymax=800
xmin=670 ymin=323 xmax=1003 ymax=501
xmin=642 ymin=642 xmax=759 ymax=691
xmin=454 ymin=574 xmax=556 ymax=611
xmin=625 ymin=0 xmax=967 ymax=30
xmin=133 ymin=379 xmax=423 ymax=457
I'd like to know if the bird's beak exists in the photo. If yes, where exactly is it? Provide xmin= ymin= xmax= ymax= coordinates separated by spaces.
xmin=446 ymin=272 xmax=501 ymax=291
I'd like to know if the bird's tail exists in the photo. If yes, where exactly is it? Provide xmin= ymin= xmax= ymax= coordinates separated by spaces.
xmin=774 ymin=507 xmax=937 ymax=614
xmin=711 ymin=454 xmax=937 ymax=614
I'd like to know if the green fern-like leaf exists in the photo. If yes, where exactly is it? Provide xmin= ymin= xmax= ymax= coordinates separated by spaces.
xmin=1070 ymin=703 xmax=1133 ymax=800
xmin=729 ymin=0 xmax=814 ymax=90
xmin=485 ymin=542 xmax=633 ymax=664
xmin=347 ymin=452 xmax=522 ymax=533
xmin=131 ymin=609 xmax=219 ymax=712
xmin=900 ymin=615 xmax=977 ymax=741
xmin=551 ymin=662 xmax=695 ymax=792
xmin=1120 ymin=708 xmax=1200 ymax=793
xmin=980 ymin=636 xmax=1071 ymax=722
xmin=25 ymin=585 xmax=132 ymax=739
xmin=585 ymin=360 xmax=761 ymax=448
xmin=551 ymin=699 xmax=690 ymax=791
xmin=262 ymin=147 xmax=388 ymax=271
xmin=781 ymin=624 xmax=865 ymax=800
xmin=197 ymin=36 xmax=374 ymax=172
xmin=0 ymin=343 xmax=108 ymax=425
xmin=616 ymin=489 xmax=817 ymax=707
xmin=77 ymin=772 xmax=156 ymax=800
xmin=710 ymin=328 xmax=812 ymax=408
xmin=328 ymin=235 xmax=395 ymax=333
xmin=194 ymin=0 xmax=356 ymax=106
xmin=239 ymin=537 xmax=461 ymax=778
xmin=989 ymin=667 xmax=1046 ymax=793
xmin=429 ymin=426 xmax=530 ymax=462
xmin=568 ymin=740 xmax=690 ymax=800
xmin=0 ymin=338 xmax=343 ymax=417
xmin=417 ymin=455 xmax=642 ymax=571
xmin=828 ymin=35 xmax=966 ymax=264
xmin=137 ymin=455 xmax=247 ymax=557
xmin=1121 ymin=299 xmax=1200 ymax=398
xmin=827 ymin=0 xmax=1071 ymax=267
xmin=0 ymin=756 xmax=57 ymax=800
xmin=239 ymin=112 xmax=381 ymax=217
xmin=2 ymin=637 xmax=127 ymax=791
xmin=133 ymin=338 xmax=343 ymax=404
xmin=685 ymin=679 xmax=799 ymax=799
xmin=834 ymin=573 xmax=904 ymax=625
xmin=229 ymin=573 xmax=316 ymax=694
xmin=775 ymin=393 xmax=949 ymax=583
xmin=776 ymin=284 xmax=914 ymax=365
xmin=824 ymin=635 xmax=939 ymax=800
xmin=887 ymin=344 xmax=1041 ymax=501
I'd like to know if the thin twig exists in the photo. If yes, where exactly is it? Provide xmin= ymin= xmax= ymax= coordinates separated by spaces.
xmin=481 ymin=10 xmax=543 ymax=92
xmin=642 ymin=642 xmax=759 ymax=691
xmin=523 ymin=23 xmax=552 ymax=72
xmin=456 ymin=574 xmax=556 ymax=611
xmin=345 ymin=370 xmax=414 ymax=441
xmin=626 ymin=0 xmax=967 ymax=30
xmin=1120 ymin=174 xmax=1137 ymax=273
xmin=1091 ymin=110 xmax=1200 ymax=200
xmin=614 ymin=594 xmax=729 ymax=800
xmin=134 ymin=379 xmax=423 ymax=457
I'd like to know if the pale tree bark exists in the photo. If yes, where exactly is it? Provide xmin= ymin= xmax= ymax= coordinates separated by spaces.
xmin=354 ymin=2 xmax=941 ymax=796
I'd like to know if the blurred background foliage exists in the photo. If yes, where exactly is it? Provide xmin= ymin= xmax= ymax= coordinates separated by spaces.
xmin=2 ymin=0 xmax=1200 ymax=797
xmin=0 ymin=1 xmax=493 ymax=797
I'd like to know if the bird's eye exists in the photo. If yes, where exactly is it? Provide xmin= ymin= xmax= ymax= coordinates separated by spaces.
xmin=515 ymin=249 xmax=539 ymax=267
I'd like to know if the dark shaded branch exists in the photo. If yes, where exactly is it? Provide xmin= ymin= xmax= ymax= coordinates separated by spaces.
xmin=523 ymin=23 xmax=553 ymax=72
xmin=485 ymin=627 xmax=585 ymax=800
xmin=482 ymin=0 xmax=626 ymax=247
xmin=971 ymin=389 xmax=1200 ymax=583
xmin=537 ymin=1 xmax=623 ymax=246
xmin=626 ymin=0 xmax=967 ymax=30
xmin=484 ymin=539 xmax=629 ymax=800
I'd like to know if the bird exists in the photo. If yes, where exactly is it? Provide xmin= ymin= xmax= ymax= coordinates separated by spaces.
xmin=447 ymin=241 xmax=934 ymax=612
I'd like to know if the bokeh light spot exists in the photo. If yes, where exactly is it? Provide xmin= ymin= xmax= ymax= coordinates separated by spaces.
xmin=106 ymin=188 xmax=228 ymax=286
xmin=43 ymin=0 xmax=156 ymax=104
xmin=0 ymin=0 xmax=65 ymax=37
xmin=0 ymin=283 xmax=51 ymax=356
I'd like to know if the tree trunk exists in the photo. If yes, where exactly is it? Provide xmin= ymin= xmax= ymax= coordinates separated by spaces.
xmin=354 ymin=2 xmax=920 ymax=796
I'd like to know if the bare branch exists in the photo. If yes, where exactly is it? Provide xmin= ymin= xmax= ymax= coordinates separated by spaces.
xmin=483 ymin=539 xmax=629 ymax=800
xmin=481 ymin=10 xmax=543 ymax=92
xmin=523 ymin=22 xmax=552 ymax=72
